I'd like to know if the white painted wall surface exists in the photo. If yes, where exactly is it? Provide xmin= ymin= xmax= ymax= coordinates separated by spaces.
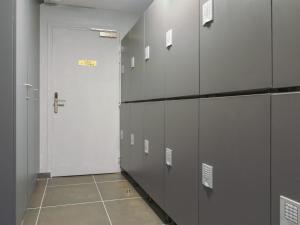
xmin=40 ymin=4 xmax=139 ymax=173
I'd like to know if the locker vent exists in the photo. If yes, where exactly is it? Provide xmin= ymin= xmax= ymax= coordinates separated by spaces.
xmin=281 ymin=196 xmax=300 ymax=225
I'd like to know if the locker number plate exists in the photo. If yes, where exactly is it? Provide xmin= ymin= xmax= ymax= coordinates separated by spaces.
xmin=120 ymin=130 xmax=124 ymax=140
xmin=144 ymin=139 xmax=149 ymax=154
xmin=130 ymin=134 xmax=135 ymax=146
xmin=166 ymin=148 xmax=173 ymax=166
xmin=202 ymin=163 xmax=213 ymax=189
xmin=145 ymin=46 xmax=150 ymax=60
xmin=130 ymin=57 xmax=135 ymax=68
xmin=202 ymin=0 xmax=214 ymax=26
xmin=166 ymin=29 xmax=173 ymax=48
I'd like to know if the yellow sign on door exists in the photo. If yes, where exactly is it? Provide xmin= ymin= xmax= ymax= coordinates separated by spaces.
xmin=78 ymin=59 xmax=97 ymax=67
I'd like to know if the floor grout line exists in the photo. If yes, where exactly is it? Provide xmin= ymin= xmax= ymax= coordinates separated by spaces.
xmin=47 ymin=179 xmax=127 ymax=188
xmin=93 ymin=175 xmax=113 ymax=225
xmin=47 ymin=182 xmax=95 ymax=188
xmin=27 ymin=207 xmax=40 ymax=210
xmin=41 ymin=201 xmax=104 ymax=209
xmin=34 ymin=178 xmax=49 ymax=225
xmin=104 ymin=197 xmax=142 ymax=203
xmin=95 ymin=179 xmax=127 ymax=184
xmin=30 ymin=197 xmax=143 ymax=210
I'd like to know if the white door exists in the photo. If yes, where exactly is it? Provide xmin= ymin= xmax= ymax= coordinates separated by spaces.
xmin=48 ymin=27 xmax=120 ymax=177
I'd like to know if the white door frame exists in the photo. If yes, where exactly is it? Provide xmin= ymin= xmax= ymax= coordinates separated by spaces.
xmin=46 ymin=23 xmax=121 ymax=176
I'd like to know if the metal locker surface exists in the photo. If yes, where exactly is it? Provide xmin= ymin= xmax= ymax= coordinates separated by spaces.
xmin=121 ymin=37 xmax=130 ymax=102
xmin=273 ymin=0 xmax=300 ymax=88
xmin=1 ymin=0 xmax=17 ymax=224
xmin=143 ymin=0 xmax=166 ymax=100
xmin=140 ymin=101 xmax=165 ymax=209
xmin=164 ymin=0 xmax=199 ymax=98
xmin=128 ymin=103 xmax=144 ymax=184
xmin=127 ymin=17 xmax=145 ymax=101
xmin=272 ymin=93 xmax=300 ymax=225
xmin=199 ymin=94 xmax=270 ymax=225
xmin=120 ymin=104 xmax=130 ymax=172
xmin=199 ymin=0 xmax=272 ymax=94
xmin=165 ymin=99 xmax=199 ymax=225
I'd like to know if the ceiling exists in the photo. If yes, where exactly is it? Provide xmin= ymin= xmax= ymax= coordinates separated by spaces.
xmin=44 ymin=0 xmax=153 ymax=14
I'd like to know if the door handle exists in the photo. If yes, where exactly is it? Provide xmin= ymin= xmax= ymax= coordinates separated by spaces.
xmin=54 ymin=92 xmax=59 ymax=113
xmin=54 ymin=92 xmax=66 ymax=113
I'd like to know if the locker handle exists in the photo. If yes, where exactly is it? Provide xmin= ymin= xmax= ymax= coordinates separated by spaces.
xmin=24 ymin=83 xmax=33 ymax=87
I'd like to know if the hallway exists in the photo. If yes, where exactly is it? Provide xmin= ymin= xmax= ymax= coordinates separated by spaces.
xmin=22 ymin=173 xmax=167 ymax=225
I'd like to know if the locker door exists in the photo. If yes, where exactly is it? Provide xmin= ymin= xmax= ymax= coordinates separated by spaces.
xmin=199 ymin=95 xmax=270 ymax=225
xmin=164 ymin=0 xmax=199 ymax=98
xmin=144 ymin=0 xmax=166 ymax=100
xmin=120 ymin=104 xmax=130 ymax=171
xmin=127 ymin=17 xmax=144 ymax=101
xmin=141 ymin=102 xmax=165 ymax=208
xmin=121 ymin=37 xmax=129 ymax=102
xmin=165 ymin=99 xmax=198 ymax=225
xmin=199 ymin=0 xmax=272 ymax=94
xmin=128 ymin=103 xmax=143 ymax=183
xmin=273 ymin=0 xmax=300 ymax=88
xmin=272 ymin=93 xmax=300 ymax=225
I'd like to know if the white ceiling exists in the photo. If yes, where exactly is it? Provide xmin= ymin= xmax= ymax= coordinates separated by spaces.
xmin=45 ymin=0 xmax=153 ymax=14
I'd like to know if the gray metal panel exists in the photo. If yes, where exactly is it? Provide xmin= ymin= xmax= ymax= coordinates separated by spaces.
xmin=127 ymin=17 xmax=144 ymax=101
xmin=272 ymin=93 xmax=300 ymax=225
xmin=0 ymin=0 xmax=16 ymax=224
xmin=199 ymin=95 xmax=270 ymax=225
xmin=121 ymin=37 xmax=129 ymax=102
xmin=128 ymin=103 xmax=144 ymax=184
xmin=273 ymin=0 xmax=300 ymax=88
xmin=199 ymin=0 xmax=272 ymax=94
xmin=143 ymin=0 xmax=165 ymax=100
xmin=120 ymin=104 xmax=130 ymax=171
xmin=141 ymin=101 xmax=165 ymax=208
xmin=164 ymin=0 xmax=199 ymax=97
xmin=165 ymin=99 xmax=198 ymax=225
xmin=26 ymin=0 xmax=40 ymax=199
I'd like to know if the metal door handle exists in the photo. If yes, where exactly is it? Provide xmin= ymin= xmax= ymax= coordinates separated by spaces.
xmin=54 ymin=92 xmax=66 ymax=113
xmin=54 ymin=92 xmax=59 ymax=113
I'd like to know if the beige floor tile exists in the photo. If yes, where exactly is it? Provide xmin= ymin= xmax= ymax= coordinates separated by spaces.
xmin=48 ymin=175 xmax=94 ymax=186
xmin=105 ymin=198 xmax=163 ymax=225
xmin=97 ymin=181 xmax=140 ymax=201
xmin=94 ymin=173 xmax=125 ymax=182
xmin=22 ymin=209 xmax=39 ymax=225
xmin=37 ymin=203 xmax=110 ymax=225
xmin=43 ymin=184 xmax=100 ymax=206
xmin=28 ymin=180 xmax=47 ymax=208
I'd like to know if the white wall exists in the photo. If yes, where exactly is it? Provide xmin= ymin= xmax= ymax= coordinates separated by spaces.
xmin=40 ymin=4 xmax=139 ymax=173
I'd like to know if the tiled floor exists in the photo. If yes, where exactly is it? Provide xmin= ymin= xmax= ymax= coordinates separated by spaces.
xmin=22 ymin=173 xmax=168 ymax=225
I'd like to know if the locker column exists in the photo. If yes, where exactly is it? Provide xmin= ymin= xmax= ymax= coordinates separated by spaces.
xmin=199 ymin=95 xmax=271 ymax=225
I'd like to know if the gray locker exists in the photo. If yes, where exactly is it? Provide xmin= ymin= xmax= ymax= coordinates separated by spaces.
xmin=1 ymin=0 xmax=17 ymax=224
xmin=199 ymin=0 xmax=272 ymax=94
xmin=143 ymin=0 xmax=165 ymax=100
xmin=165 ymin=99 xmax=198 ymax=225
xmin=199 ymin=95 xmax=270 ymax=225
xmin=121 ymin=37 xmax=129 ymax=102
xmin=128 ymin=103 xmax=144 ymax=184
xmin=273 ymin=0 xmax=300 ymax=88
xmin=140 ymin=102 xmax=165 ymax=208
xmin=164 ymin=0 xmax=199 ymax=97
xmin=272 ymin=93 xmax=300 ymax=225
xmin=127 ymin=17 xmax=145 ymax=101
xmin=1 ymin=0 xmax=40 ymax=224
xmin=120 ymin=104 xmax=130 ymax=172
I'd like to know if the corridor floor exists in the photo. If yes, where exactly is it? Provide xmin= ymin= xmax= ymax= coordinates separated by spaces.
xmin=22 ymin=173 xmax=168 ymax=225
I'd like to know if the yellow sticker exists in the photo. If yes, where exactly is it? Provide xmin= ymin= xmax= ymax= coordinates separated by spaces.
xmin=78 ymin=59 xmax=97 ymax=67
